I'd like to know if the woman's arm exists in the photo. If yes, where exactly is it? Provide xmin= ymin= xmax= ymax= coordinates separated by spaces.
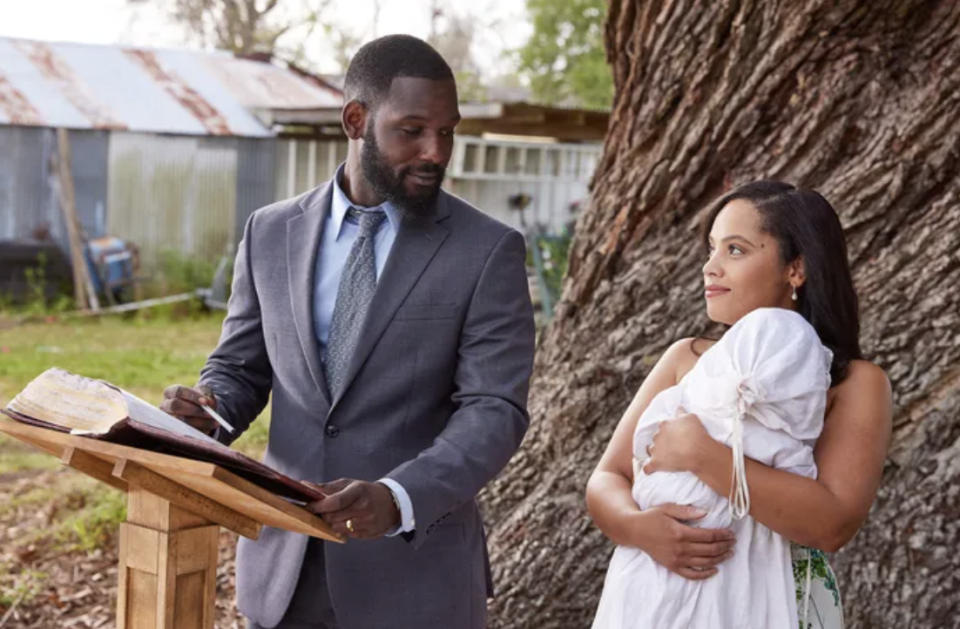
xmin=586 ymin=339 xmax=737 ymax=580
xmin=644 ymin=360 xmax=892 ymax=552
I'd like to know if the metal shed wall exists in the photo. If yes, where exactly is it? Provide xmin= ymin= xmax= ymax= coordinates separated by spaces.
xmin=0 ymin=126 xmax=108 ymax=247
xmin=235 ymin=137 xmax=277 ymax=243
xmin=107 ymin=132 xmax=237 ymax=271
xmin=105 ymin=132 xmax=278 ymax=273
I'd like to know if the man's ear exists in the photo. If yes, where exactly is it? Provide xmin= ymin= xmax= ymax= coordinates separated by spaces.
xmin=342 ymin=100 xmax=368 ymax=140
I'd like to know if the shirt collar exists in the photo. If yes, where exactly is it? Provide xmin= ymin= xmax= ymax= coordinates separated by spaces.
xmin=331 ymin=163 xmax=401 ymax=241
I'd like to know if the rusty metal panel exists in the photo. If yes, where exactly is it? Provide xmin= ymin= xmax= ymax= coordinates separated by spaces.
xmin=0 ymin=35 xmax=341 ymax=137
xmin=199 ymin=53 xmax=342 ymax=111
xmin=67 ymin=43 xmax=211 ymax=137
xmin=0 ymin=70 xmax=43 ymax=126
xmin=107 ymin=132 xmax=238 ymax=272
xmin=123 ymin=49 xmax=233 ymax=136
xmin=0 ymin=37 xmax=107 ymax=129
xmin=149 ymin=50 xmax=280 ymax=138
xmin=14 ymin=40 xmax=127 ymax=130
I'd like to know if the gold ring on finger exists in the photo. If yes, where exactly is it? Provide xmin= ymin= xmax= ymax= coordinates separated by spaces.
xmin=346 ymin=519 xmax=355 ymax=533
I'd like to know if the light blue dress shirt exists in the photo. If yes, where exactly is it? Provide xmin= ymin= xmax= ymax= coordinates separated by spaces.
xmin=313 ymin=164 xmax=415 ymax=536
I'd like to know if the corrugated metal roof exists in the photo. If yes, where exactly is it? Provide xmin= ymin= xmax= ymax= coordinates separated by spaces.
xmin=0 ymin=37 xmax=342 ymax=138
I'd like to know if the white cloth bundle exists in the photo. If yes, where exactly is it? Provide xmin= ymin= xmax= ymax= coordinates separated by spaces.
xmin=592 ymin=308 xmax=833 ymax=629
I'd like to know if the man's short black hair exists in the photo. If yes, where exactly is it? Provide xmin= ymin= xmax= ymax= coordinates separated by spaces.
xmin=344 ymin=35 xmax=455 ymax=110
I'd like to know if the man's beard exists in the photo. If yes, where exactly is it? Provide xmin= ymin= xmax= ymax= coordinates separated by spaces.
xmin=361 ymin=125 xmax=444 ymax=219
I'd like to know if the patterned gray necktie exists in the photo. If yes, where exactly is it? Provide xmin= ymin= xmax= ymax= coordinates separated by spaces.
xmin=324 ymin=208 xmax=387 ymax=398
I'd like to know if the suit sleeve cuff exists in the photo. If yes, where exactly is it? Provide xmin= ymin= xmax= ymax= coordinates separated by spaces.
xmin=378 ymin=478 xmax=415 ymax=536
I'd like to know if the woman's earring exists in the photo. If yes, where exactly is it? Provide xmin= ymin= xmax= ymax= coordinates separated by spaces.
xmin=791 ymin=285 xmax=798 ymax=301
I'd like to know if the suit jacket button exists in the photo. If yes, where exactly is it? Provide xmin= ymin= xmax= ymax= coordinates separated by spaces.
xmin=325 ymin=424 xmax=340 ymax=438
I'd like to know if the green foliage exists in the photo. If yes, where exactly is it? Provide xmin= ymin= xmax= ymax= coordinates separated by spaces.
xmin=0 ymin=252 xmax=75 ymax=318
xmin=0 ymin=473 xmax=125 ymax=551
xmin=516 ymin=0 xmax=613 ymax=109
xmin=57 ymin=487 xmax=127 ymax=552
xmin=0 ymin=567 xmax=47 ymax=607
xmin=120 ymin=249 xmax=226 ymax=320
xmin=538 ymin=234 xmax=572 ymax=300
xmin=0 ymin=440 xmax=58 ymax=475
xmin=456 ymin=70 xmax=489 ymax=103
xmin=156 ymin=249 xmax=219 ymax=295
xmin=233 ymin=413 xmax=271 ymax=457
xmin=0 ymin=249 xmax=222 ymax=320
xmin=527 ymin=232 xmax=573 ymax=305
xmin=0 ymin=485 xmax=56 ymax=519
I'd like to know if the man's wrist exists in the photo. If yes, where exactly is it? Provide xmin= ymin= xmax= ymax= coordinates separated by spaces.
xmin=378 ymin=481 xmax=402 ymax=527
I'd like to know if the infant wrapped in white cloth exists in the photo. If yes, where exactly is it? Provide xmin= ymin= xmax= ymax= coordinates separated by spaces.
xmin=591 ymin=308 xmax=833 ymax=629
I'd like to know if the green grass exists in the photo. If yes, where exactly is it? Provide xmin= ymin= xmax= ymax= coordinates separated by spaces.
xmin=0 ymin=315 xmax=226 ymax=403
xmin=0 ymin=313 xmax=274 ymax=607
xmin=233 ymin=417 xmax=270 ymax=456
xmin=0 ymin=484 xmax=57 ymax=519
xmin=0 ymin=567 xmax=47 ymax=607
xmin=0 ymin=441 xmax=58 ymax=475
xmin=0 ymin=314 xmax=272 ymax=453
xmin=57 ymin=483 xmax=128 ymax=551
xmin=0 ymin=472 xmax=127 ymax=551
xmin=0 ymin=314 xmax=273 ymax=530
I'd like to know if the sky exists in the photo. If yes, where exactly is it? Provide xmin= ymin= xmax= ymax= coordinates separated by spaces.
xmin=0 ymin=0 xmax=532 ymax=76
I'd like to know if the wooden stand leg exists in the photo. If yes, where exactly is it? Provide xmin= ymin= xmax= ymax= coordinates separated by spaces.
xmin=117 ymin=487 xmax=219 ymax=629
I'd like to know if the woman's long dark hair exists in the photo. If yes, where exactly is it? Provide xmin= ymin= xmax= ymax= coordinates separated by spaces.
xmin=700 ymin=181 xmax=862 ymax=386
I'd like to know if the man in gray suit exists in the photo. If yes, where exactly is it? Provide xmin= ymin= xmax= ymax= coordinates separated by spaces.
xmin=161 ymin=35 xmax=535 ymax=629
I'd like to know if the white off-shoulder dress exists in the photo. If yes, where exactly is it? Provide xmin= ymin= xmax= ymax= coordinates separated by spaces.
xmin=592 ymin=308 xmax=835 ymax=629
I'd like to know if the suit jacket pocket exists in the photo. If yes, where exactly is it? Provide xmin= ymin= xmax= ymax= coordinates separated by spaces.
xmin=394 ymin=303 xmax=459 ymax=321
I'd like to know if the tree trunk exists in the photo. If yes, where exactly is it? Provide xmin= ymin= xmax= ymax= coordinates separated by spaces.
xmin=481 ymin=1 xmax=960 ymax=628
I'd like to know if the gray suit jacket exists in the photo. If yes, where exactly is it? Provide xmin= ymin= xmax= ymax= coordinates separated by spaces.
xmin=198 ymin=180 xmax=536 ymax=629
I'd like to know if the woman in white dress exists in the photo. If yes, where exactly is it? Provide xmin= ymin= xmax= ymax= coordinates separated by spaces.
xmin=586 ymin=181 xmax=893 ymax=629
xmin=593 ymin=307 xmax=832 ymax=629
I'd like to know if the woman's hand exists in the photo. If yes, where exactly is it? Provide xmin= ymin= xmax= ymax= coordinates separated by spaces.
xmin=586 ymin=340 xmax=736 ymax=580
xmin=627 ymin=503 xmax=736 ymax=580
xmin=642 ymin=408 xmax=718 ymax=475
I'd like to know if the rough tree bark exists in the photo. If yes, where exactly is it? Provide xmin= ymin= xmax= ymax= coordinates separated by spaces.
xmin=481 ymin=1 xmax=960 ymax=628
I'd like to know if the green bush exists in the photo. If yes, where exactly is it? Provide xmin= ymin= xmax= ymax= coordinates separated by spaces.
xmin=0 ymin=252 xmax=75 ymax=317
xmin=527 ymin=232 xmax=573 ymax=309
xmin=57 ymin=487 xmax=127 ymax=552
xmin=155 ymin=249 xmax=219 ymax=295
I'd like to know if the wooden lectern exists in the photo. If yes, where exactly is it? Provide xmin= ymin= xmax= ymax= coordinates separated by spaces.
xmin=0 ymin=415 xmax=343 ymax=629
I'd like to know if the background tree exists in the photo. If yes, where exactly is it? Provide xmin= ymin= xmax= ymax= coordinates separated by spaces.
xmin=426 ymin=2 xmax=493 ymax=103
xmin=516 ymin=0 xmax=613 ymax=109
xmin=323 ymin=23 xmax=364 ymax=75
xmin=127 ymin=0 xmax=329 ymax=56
xmin=481 ymin=1 xmax=960 ymax=628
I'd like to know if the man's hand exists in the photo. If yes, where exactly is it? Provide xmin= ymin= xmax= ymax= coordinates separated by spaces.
xmin=305 ymin=479 xmax=400 ymax=540
xmin=160 ymin=384 xmax=218 ymax=434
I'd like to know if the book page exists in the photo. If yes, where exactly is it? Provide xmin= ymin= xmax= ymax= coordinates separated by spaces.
xmin=122 ymin=391 xmax=224 ymax=447
xmin=7 ymin=369 xmax=126 ymax=433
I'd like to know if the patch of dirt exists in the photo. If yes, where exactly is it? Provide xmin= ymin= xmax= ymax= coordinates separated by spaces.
xmin=0 ymin=469 xmax=47 ymax=485
xmin=0 ymin=469 xmax=245 ymax=629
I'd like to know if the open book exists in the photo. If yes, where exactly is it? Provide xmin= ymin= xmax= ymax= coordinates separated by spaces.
xmin=3 ymin=368 xmax=324 ymax=504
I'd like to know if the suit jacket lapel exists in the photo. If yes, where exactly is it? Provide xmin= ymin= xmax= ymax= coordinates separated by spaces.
xmin=330 ymin=194 xmax=452 ymax=410
xmin=287 ymin=183 xmax=333 ymax=406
